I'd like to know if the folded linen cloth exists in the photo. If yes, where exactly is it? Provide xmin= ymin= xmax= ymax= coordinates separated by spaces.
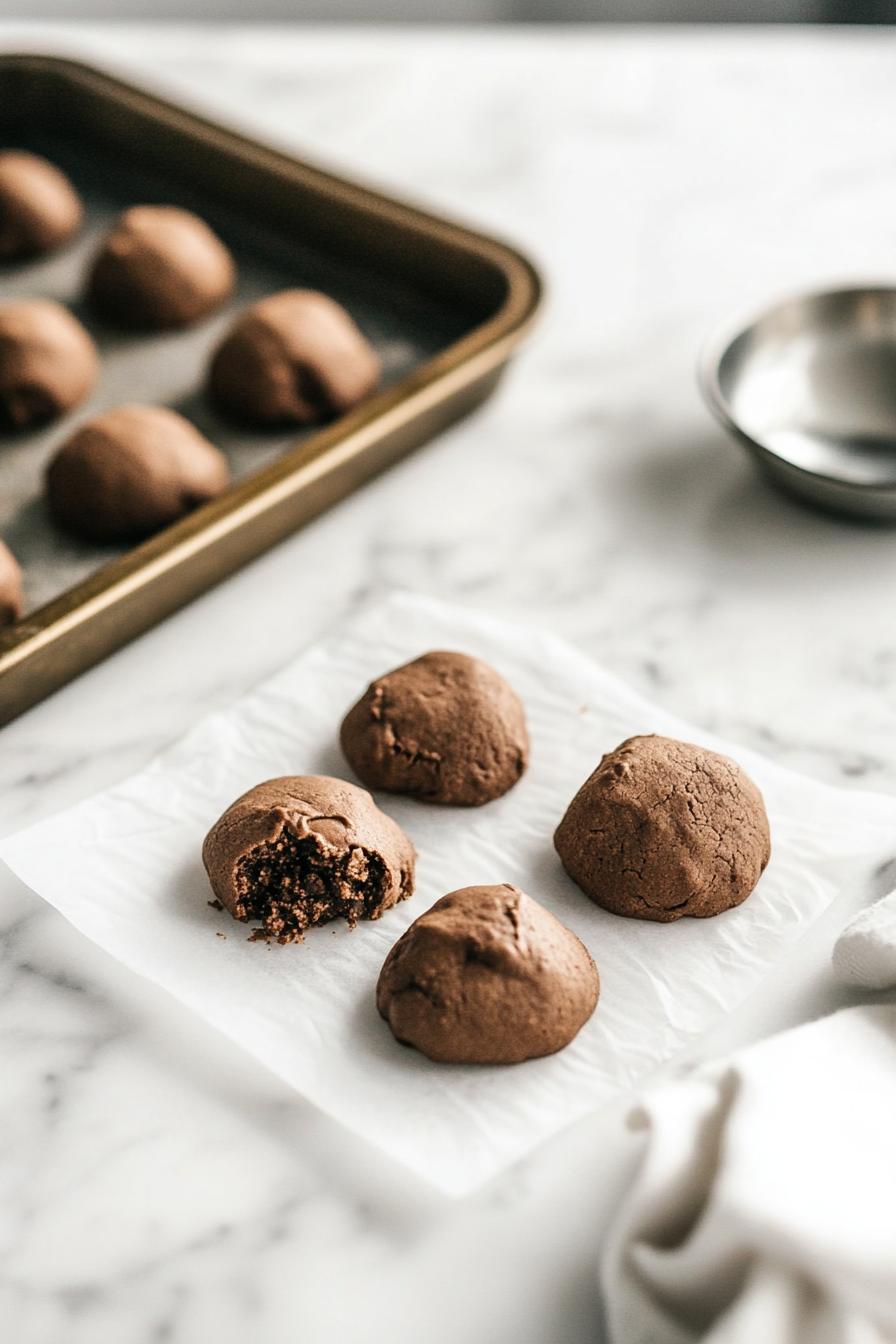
xmin=600 ymin=1004 xmax=896 ymax=1344
xmin=833 ymin=889 xmax=896 ymax=990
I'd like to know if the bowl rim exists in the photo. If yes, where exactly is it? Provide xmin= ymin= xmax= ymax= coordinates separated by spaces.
xmin=698 ymin=281 xmax=896 ymax=496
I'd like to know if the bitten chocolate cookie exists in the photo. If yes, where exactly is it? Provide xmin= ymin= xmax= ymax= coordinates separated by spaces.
xmin=46 ymin=405 xmax=230 ymax=542
xmin=88 ymin=206 xmax=235 ymax=329
xmin=208 ymin=288 xmax=380 ymax=426
xmin=554 ymin=734 xmax=771 ymax=922
xmin=340 ymin=651 xmax=529 ymax=806
xmin=0 ymin=151 xmax=82 ymax=259
xmin=376 ymin=884 xmax=599 ymax=1064
xmin=0 ymin=539 xmax=23 ymax=628
xmin=203 ymin=775 xmax=416 ymax=943
xmin=0 ymin=299 xmax=98 ymax=430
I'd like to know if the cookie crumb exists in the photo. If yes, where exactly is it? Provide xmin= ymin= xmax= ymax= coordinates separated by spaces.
xmin=203 ymin=775 xmax=415 ymax=944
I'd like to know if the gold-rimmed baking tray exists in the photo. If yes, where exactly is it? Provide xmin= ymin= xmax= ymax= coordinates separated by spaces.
xmin=0 ymin=53 xmax=542 ymax=728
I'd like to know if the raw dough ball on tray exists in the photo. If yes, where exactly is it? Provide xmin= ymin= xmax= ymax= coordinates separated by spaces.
xmin=45 ymin=404 xmax=230 ymax=543
xmin=208 ymin=288 xmax=380 ymax=426
xmin=203 ymin=775 xmax=416 ymax=943
xmin=0 ymin=151 xmax=82 ymax=259
xmin=0 ymin=299 xmax=98 ymax=430
xmin=554 ymin=734 xmax=771 ymax=923
xmin=377 ymin=884 xmax=600 ymax=1065
xmin=0 ymin=539 xmax=24 ymax=628
xmin=340 ymin=650 xmax=529 ymax=806
xmin=88 ymin=205 xmax=235 ymax=329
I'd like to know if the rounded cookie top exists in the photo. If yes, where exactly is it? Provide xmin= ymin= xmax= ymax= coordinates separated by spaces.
xmin=46 ymin=404 xmax=230 ymax=543
xmin=208 ymin=288 xmax=380 ymax=426
xmin=0 ymin=539 xmax=23 ymax=628
xmin=202 ymin=774 xmax=416 ymax=943
xmin=554 ymin=734 xmax=771 ymax=922
xmin=0 ymin=298 xmax=98 ymax=430
xmin=340 ymin=650 xmax=529 ymax=807
xmin=376 ymin=883 xmax=600 ymax=1064
xmin=88 ymin=206 xmax=235 ymax=329
xmin=0 ymin=151 xmax=82 ymax=260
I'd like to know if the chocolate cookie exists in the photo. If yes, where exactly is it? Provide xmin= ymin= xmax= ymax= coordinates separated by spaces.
xmin=376 ymin=884 xmax=599 ymax=1064
xmin=0 ymin=151 xmax=82 ymax=260
xmin=208 ymin=288 xmax=380 ymax=426
xmin=203 ymin=775 xmax=416 ymax=943
xmin=88 ymin=206 xmax=235 ymax=329
xmin=340 ymin=651 xmax=529 ymax=806
xmin=0 ymin=299 xmax=98 ymax=430
xmin=46 ymin=405 xmax=230 ymax=542
xmin=0 ymin=539 xmax=23 ymax=628
xmin=554 ymin=734 xmax=771 ymax=922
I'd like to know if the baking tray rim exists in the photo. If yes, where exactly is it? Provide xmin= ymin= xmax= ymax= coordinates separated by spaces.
xmin=0 ymin=52 xmax=543 ymax=699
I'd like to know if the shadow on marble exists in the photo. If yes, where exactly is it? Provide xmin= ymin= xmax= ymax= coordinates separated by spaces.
xmin=620 ymin=422 xmax=896 ymax=572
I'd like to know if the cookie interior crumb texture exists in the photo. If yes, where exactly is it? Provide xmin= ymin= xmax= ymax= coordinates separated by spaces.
xmin=340 ymin=650 xmax=530 ymax=806
xmin=0 ymin=151 xmax=82 ymax=259
xmin=376 ymin=884 xmax=600 ymax=1064
xmin=0 ymin=298 xmax=98 ymax=430
xmin=202 ymin=775 xmax=416 ymax=943
xmin=554 ymin=734 xmax=771 ymax=922
xmin=236 ymin=826 xmax=389 ymax=940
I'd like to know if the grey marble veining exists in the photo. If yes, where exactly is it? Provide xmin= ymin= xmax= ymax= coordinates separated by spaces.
xmin=0 ymin=23 xmax=895 ymax=1343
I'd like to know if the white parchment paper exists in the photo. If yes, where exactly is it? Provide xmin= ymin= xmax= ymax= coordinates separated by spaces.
xmin=3 ymin=593 xmax=896 ymax=1195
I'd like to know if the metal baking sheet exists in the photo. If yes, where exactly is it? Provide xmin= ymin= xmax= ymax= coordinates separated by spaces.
xmin=1 ymin=130 xmax=473 ymax=612
xmin=0 ymin=55 xmax=541 ymax=726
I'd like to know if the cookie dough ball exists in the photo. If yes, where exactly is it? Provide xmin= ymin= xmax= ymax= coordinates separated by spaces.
xmin=0 ymin=151 xmax=82 ymax=260
xmin=554 ymin=734 xmax=771 ymax=923
xmin=203 ymin=775 xmax=416 ymax=943
xmin=0 ymin=539 xmax=24 ymax=628
xmin=341 ymin=651 xmax=529 ymax=807
xmin=88 ymin=205 xmax=235 ymax=329
xmin=0 ymin=299 xmax=98 ymax=430
xmin=46 ymin=405 xmax=230 ymax=543
xmin=377 ymin=884 xmax=599 ymax=1064
xmin=209 ymin=288 xmax=380 ymax=426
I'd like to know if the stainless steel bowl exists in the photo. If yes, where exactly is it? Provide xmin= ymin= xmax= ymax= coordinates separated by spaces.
xmin=700 ymin=286 xmax=896 ymax=520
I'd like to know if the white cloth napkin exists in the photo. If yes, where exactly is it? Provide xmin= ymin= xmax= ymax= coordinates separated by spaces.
xmin=3 ymin=593 xmax=896 ymax=1194
xmin=833 ymin=888 xmax=896 ymax=990
xmin=600 ymin=1004 xmax=896 ymax=1344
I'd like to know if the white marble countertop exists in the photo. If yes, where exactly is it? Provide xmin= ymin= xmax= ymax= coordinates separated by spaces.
xmin=1 ymin=23 xmax=896 ymax=1343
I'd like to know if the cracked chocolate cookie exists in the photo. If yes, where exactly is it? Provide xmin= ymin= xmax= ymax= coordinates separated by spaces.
xmin=554 ymin=734 xmax=771 ymax=922
xmin=208 ymin=288 xmax=380 ymax=426
xmin=0 ymin=299 xmax=98 ymax=430
xmin=376 ymin=883 xmax=599 ymax=1064
xmin=89 ymin=206 xmax=235 ymax=329
xmin=0 ymin=539 xmax=23 ymax=628
xmin=340 ymin=650 xmax=529 ymax=807
xmin=0 ymin=151 xmax=82 ymax=260
xmin=46 ymin=405 xmax=230 ymax=542
xmin=202 ymin=775 xmax=416 ymax=943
